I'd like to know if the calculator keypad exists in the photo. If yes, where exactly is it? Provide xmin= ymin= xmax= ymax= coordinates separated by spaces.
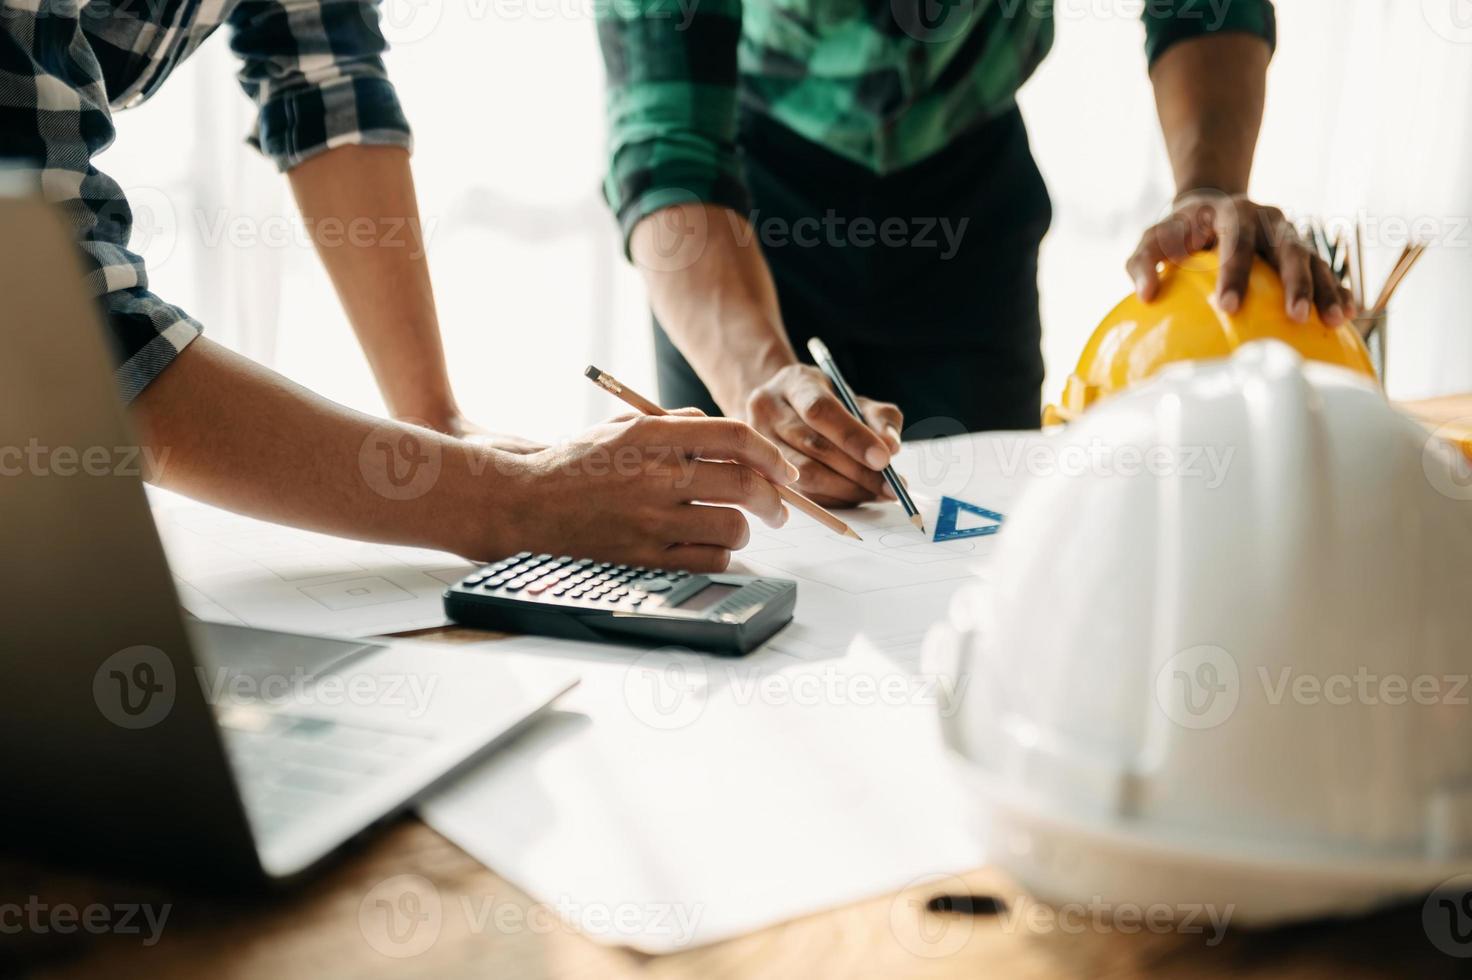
xmin=461 ymin=553 xmax=692 ymax=610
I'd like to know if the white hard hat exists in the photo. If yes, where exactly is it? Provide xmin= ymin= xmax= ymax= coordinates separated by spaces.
xmin=934 ymin=340 xmax=1472 ymax=925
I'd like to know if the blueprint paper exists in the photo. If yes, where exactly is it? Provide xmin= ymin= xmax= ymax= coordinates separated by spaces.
xmin=419 ymin=431 xmax=1053 ymax=952
xmin=147 ymin=489 xmax=476 ymax=638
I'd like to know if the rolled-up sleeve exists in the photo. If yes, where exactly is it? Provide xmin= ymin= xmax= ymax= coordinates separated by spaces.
xmin=228 ymin=0 xmax=412 ymax=171
xmin=0 ymin=6 xmax=200 ymax=402
xmin=1143 ymin=0 xmax=1276 ymax=65
xmin=597 ymin=0 xmax=750 ymax=255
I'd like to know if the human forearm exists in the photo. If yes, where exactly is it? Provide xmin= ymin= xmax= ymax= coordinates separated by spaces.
xmin=130 ymin=338 xmax=799 ymax=570
xmin=1131 ymin=29 xmax=1351 ymax=324
xmin=631 ymin=204 xmax=795 ymax=415
xmin=1150 ymin=32 xmax=1269 ymax=196
xmin=630 ymin=204 xmax=899 ymax=507
xmin=131 ymin=338 xmax=517 ymax=559
xmin=287 ymin=145 xmax=460 ymax=429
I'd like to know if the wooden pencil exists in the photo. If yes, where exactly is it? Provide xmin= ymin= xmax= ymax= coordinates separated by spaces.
xmin=1355 ymin=224 xmax=1367 ymax=310
xmin=1373 ymin=243 xmax=1426 ymax=315
xmin=584 ymin=365 xmax=862 ymax=540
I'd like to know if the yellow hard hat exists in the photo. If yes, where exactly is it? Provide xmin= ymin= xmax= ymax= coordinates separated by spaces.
xmin=1043 ymin=250 xmax=1377 ymax=425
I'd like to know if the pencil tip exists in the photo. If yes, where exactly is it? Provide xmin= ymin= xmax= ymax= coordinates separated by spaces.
xmin=845 ymin=528 xmax=863 ymax=540
xmin=910 ymin=514 xmax=926 ymax=532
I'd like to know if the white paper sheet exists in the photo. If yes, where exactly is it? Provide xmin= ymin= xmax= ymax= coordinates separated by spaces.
xmin=419 ymin=636 xmax=983 ymax=953
xmin=418 ymin=432 xmax=1050 ymax=952
xmin=733 ymin=431 xmax=1040 ymax=663
xmin=147 ymin=489 xmax=476 ymax=637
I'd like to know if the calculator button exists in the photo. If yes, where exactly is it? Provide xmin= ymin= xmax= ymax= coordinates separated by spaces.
xmin=551 ymin=586 xmax=571 ymax=597
xmin=642 ymin=578 xmax=674 ymax=593
xmin=513 ymin=551 xmax=532 ymax=560
xmin=575 ymin=558 xmax=594 ymax=567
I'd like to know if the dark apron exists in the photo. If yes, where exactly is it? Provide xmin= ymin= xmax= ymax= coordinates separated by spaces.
xmin=653 ymin=104 xmax=1053 ymax=434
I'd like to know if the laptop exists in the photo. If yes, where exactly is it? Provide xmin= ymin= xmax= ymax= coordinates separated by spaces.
xmin=0 ymin=189 xmax=577 ymax=884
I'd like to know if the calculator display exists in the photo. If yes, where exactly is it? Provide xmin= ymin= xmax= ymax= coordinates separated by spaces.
xmin=676 ymin=583 xmax=740 ymax=612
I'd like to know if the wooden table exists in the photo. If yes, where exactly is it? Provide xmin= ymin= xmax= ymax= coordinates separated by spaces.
xmin=7 ymin=395 xmax=1471 ymax=978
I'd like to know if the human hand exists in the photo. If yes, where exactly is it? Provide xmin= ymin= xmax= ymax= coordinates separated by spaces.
xmin=743 ymin=364 xmax=902 ymax=508
xmin=1127 ymin=192 xmax=1356 ymax=326
xmin=495 ymin=414 xmax=798 ymax=571
xmin=393 ymin=411 xmax=546 ymax=454
xmin=440 ymin=415 xmax=546 ymax=455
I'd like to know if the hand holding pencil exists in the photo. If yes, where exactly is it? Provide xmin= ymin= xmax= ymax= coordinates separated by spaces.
xmin=586 ymin=366 xmax=863 ymax=540
xmin=741 ymin=363 xmax=904 ymax=508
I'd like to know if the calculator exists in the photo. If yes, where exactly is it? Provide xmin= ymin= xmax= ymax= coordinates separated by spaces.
xmin=443 ymin=552 xmax=797 ymax=656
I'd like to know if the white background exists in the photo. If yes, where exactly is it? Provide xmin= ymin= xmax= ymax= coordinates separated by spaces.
xmin=103 ymin=0 xmax=1472 ymax=442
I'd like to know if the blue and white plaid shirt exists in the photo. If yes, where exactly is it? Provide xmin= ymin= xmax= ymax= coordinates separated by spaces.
xmin=0 ymin=0 xmax=412 ymax=399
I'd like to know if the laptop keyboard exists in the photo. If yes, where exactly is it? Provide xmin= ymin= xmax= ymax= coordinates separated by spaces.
xmin=217 ymin=706 xmax=436 ymax=838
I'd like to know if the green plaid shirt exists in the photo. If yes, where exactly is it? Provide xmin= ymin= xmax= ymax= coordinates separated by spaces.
xmin=598 ymin=0 xmax=1276 ymax=246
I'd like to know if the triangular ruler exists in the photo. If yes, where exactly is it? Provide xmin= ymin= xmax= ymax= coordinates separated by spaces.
xmin=933 ymin=497 xmax=1004 ymax=542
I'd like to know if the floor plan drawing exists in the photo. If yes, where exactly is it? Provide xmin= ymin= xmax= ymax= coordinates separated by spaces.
xmin=733 ymin=487 xmax=1012 ymax=665
xmin=148 ymin=489 xmax=476 ymax=637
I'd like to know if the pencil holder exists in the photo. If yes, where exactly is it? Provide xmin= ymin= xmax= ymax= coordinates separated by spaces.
xmin=1355 ymin=310 xmax=1388 ymax=384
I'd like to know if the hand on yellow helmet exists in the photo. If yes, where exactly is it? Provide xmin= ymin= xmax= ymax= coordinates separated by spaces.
xmin=1126 ymin=191 xmax=1357 ymax=327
